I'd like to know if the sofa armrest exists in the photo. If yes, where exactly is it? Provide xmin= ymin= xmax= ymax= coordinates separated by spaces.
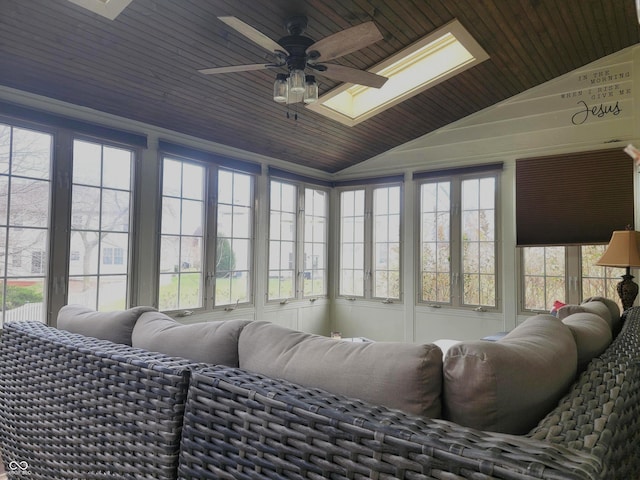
xmin=529 ymin=306 xmax=640 ymax=479
xmin=0 ymin=321 xmax=198 ymax=480
xmin=178 ymin=367 xmax=602 ymax=480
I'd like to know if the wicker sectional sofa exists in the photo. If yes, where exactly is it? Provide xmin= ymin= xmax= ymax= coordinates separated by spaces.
xmin=0 ymin=301 xmax=639 ymax=479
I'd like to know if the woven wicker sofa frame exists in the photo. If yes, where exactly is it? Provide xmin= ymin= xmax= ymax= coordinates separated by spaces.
xmin=178 ymin=307 xmax=640 ymax=480
xmin=0 ymin=308 xmax=639 ymax=479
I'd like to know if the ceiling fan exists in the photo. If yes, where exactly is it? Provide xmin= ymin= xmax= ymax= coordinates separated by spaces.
xmin=199 ymin=15 xmax=389 ymax=104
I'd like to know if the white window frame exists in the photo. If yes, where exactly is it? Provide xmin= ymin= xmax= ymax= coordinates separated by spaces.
xmin=267 ymin=178 xmax=329 ymax=303
xmin=337 ymin=182 xmax=403 ymax=301
xmin=519 ymin=245 xmax=625 ymax=314
xmin=417 ymin=171 xmax=500 ymax=311
xmin=158 ymin=155 xmax=257 ymax=313
xmin=213 ymin=168 xmax=255 ymax=308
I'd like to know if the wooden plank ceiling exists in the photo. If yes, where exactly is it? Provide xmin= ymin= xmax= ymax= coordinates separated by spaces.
xmin=0 ymin=0 xmax=637 ymax=173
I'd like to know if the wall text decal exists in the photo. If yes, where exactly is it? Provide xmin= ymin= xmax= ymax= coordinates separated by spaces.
xmin=559 ymin=66 xmax=632 ymax=125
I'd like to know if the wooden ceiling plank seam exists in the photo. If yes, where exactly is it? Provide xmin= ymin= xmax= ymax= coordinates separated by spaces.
xmin=537 ymin=0 xmax=587 ymax=69
xmin=454 ymin=2 xmax=527 ymax=94
xmin=499 ymin=0 xmax=564 ymax=81
xmin=575 ymin=0 xmax=607 ymax=60
xmin=0 ymin=55 xmax=368 ymax=171
xmin=587 ymin=0 xmax=618 ymax=56
xmin=471 ymin=0 xmax=548 ymax=87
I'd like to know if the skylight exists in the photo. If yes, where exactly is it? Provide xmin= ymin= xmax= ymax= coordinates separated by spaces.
xmin=307 ymin=20 xmax=489 ymax=126
xmin=68 ymin=0 xmax=132 ymax=20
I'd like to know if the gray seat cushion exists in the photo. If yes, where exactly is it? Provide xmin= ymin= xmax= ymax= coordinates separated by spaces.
xmin=132 ymin=311 xmax=251 ymax=366
xmin=238 ymin=321 xmax=443 ymax=418
xmin=57 ymin=304 xmax=156 ymax=346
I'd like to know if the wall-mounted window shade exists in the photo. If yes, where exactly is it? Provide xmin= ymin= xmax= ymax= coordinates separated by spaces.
xmin=516 ymin=148 xmax=634 ymax=246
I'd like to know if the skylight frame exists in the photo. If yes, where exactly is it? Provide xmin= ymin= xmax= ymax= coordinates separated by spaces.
xmin=68 ymin=0 xmax=133 ymax=20
xmin=307 ymin=19 xmax=489 ymax=127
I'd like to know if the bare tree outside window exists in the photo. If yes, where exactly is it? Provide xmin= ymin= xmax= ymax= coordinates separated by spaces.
xmin=158 ymin=158 xmax=204 ymax=311
xmin=68 ymin=140 xmax=133 ymax=310
xmin=0 ymin=124 xmax=52 ymax=326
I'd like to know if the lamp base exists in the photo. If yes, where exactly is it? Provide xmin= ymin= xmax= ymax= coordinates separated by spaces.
xmin=617 ymin=273 xmax=638 ymax=310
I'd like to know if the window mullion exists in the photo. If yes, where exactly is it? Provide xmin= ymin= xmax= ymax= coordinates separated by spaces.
xmin=450 ymin=180 xmax=462 ymax=306
xmin=205 ymin=166 xmax=217 ymax=310
xmin=364 ymin=187 xmax=374 ymax=298
xmin=295 ymin=188 xmax=305 ymax=299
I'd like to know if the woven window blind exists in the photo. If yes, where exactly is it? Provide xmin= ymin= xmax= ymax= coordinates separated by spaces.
xmin=516 ymin=148 xmax=634 ymax=246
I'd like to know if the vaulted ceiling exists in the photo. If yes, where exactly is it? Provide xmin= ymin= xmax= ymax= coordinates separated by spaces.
xmin=0 ymin=0 xmax=638 ymax=172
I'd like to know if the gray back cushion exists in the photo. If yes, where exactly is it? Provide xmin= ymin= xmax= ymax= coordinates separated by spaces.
xmin=582 ymin=297 xmax=621 ymax=332
xmin=443 ymin=314 xmax=577 ymax=434
xmin=561 ymin=311 xmax=612 ymax=369
xmin=238 ymin=321 xmax=443 ymax=418
xmin=132 ymin=311 xmax=251 ymax=366
xmin=57 ymin=304 xmax=156 ymax=346
xmin=558 ymin=301 xmax=613 ymax=329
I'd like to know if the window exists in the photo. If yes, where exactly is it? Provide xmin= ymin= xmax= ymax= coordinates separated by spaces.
xmin=303 ymin=188 xmax=328 ymax=297
xmin=522 ymin=246 xmax=565 ymax=311
xmin=102 ymin=247 xmax=124 ymax=266
xmin=268 ymin=179 xmax=328 ymax=301
xmin=339 ymin=189 xmax=365 ymax=297
xmin=0 ymin=124 xmax=52 ymax=325
xmin=338 ymin=184 xmax=401 ymax=300
xmin=419 ymin=171 xmax=499 ymax=309
xmin=215 ymin=169 xmax=253 ymax=306
xmin=69 ymin=139 xmax=134 ymax=310
xmin=158 ymin=158 xmax=205 ymax=311
xmin=158 ymin=154 xmax=257 ymax=312
xmin=521 ymin=245 xmax=624 ymax=312
xmin=269 ymin=181 xmax=297 ymax=300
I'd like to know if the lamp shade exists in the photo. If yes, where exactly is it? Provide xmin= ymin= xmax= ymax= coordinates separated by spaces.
xmin=596 ymin=230 xmax=640 ymax=267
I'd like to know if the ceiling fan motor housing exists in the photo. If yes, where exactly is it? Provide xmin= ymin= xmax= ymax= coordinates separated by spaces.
xmin=278 ymin=15 xmax=315 ymax=72
xmin=278 ymin=34 xmax=314 ymax=71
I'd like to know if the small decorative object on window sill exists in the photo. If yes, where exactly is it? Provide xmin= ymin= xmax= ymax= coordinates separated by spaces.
xmin=596 ymin=227 xmax=640 ymax=310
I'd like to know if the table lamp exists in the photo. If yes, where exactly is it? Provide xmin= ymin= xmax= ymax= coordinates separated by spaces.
xmin=596 ymin=228 xmax=640 ymax=310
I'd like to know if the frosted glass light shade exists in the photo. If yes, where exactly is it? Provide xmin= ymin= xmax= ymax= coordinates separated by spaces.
xmin=303 ymin=75 xmax=318 ymax=104
xmin=273 ymin=73 xmax=288 ymax=103
xmin=288 ymin=69 xmax=305 ymax=94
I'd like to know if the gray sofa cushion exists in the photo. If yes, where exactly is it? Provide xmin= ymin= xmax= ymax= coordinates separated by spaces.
xmin=443 ymin=314 xmax=577 ymax=434
xmin=57 ymin=304 xmax=156 ymax=346
xmin=238 ymin=321 xmax=443 ymax=418
xmin=557 ymin=301 xmax=613 ymax=329
xmin=582 ymin=296 xmax=621 ymax=332
xmin=561 ymin=312 xmax=612 ymax=369
xmin=132 ymin=311 xmax=251 ymax=366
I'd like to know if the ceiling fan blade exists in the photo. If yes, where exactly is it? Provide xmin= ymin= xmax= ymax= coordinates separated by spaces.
xmin=199 ymin=63 xmax=273 ymax=75
xmin=307 ymin=22 xmax=383 ymax=62
xmin=218 ymin=16 xmax=287 ymax=55
xmin=318 ymin=64 xmax=388 ymax=88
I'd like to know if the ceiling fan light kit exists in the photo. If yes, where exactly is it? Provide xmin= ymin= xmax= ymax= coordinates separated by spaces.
xmin=273 ymin=73 xmax=288 ymax=103
xmin=201 ymin=15 xmax=388 ymax=108
xmin=304 ymin=75 xmax=318 ymax=104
